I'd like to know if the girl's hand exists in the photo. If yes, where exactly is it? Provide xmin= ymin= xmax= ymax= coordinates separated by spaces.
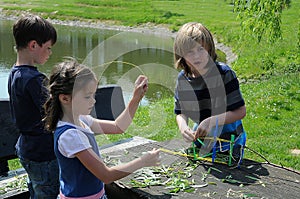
xmin=140 ymin=148 xmax=160 ymax=167
xmin=132 ymin=75 xmax=148 ymax=102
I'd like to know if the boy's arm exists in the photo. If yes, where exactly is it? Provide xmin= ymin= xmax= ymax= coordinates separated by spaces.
xmin=176 ymin=114 xmax=195 ymax=142
xmin=28 ymin=76 xmax=48 ymax=113
xmin=195 ymin=105 xmax=246 ymax=138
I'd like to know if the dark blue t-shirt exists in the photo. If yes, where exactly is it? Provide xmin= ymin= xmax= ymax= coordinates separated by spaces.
xmin=8 ymin=65 xmax=55 ymax=161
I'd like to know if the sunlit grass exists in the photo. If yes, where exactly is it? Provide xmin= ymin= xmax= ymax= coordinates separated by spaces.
xmin=241 ymin=74 xmax=300 ymax=169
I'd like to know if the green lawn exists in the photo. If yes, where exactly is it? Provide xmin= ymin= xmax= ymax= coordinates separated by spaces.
xmin=1 ymin=0 xmax=299 ymax=171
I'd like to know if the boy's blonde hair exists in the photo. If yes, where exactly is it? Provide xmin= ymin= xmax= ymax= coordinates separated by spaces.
xmin=174 ymin=22 xmax=217 ymax=76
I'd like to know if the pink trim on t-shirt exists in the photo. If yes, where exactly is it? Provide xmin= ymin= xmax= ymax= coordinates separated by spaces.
xmin=59 ymin=188 xmax=105 ymax=199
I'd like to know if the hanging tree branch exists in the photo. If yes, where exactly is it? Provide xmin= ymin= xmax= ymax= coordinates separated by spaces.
xmin=233 ymin=0 xmax=291 ymax=43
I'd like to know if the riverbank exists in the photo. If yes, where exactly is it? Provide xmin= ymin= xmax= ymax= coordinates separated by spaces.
xmin=0 ymin=9 xmax=237 ymax=64
xmin=0 ymin=9 xmax=176 ymax=37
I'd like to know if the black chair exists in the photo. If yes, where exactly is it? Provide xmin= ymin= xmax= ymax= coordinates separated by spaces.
xmin=0 ymin=99 xmax=19 ymax=176
xmin=94 ymin=85 xmax=125 ymax=120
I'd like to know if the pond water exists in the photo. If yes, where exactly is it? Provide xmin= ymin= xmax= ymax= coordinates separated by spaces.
xmin=0 ymin=19 xmax=177 ymax=104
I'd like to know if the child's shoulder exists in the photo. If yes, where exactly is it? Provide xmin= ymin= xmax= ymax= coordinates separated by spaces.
xmin=215 ymin=62 xmax=238 ymax=80
xmin=215 ymin=62 xmax=238 ymax=76
xmin=12 ymin=65 xmax=45 ymax=79
xmin=215 ymin=62 xmax=232 ymax=73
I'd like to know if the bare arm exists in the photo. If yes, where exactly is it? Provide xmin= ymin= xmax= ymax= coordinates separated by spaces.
xmin=176 ymin=114 xmax=195 ymax=142
xmin=90 ymin=75 xmax=148 ymax=135
xmin=76 ymin=148 xmax=160 ymax=184
xmin=195 ymin=105 xmax=246 ymax=139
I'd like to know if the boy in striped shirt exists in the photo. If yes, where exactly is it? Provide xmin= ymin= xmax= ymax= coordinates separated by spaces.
xmin=173 ymin=22 xmax=247 ymax=165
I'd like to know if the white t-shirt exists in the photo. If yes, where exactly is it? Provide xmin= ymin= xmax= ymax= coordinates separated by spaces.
xmin=57 ymin=115 xmax=95 ymax=158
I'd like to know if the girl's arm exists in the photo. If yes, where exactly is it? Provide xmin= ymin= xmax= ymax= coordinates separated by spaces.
xmin=195 ymin=105 xmax=246 ymax=138
xmin=90 ymin=75 xmax=148 ymax=135
xmin=76 ymin=148 xmax=160 ymax=184
xmin=176 ymin=114 xmax=194 ymax=142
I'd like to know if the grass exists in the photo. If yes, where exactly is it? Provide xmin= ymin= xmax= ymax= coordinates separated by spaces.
xmin=241 ymin=74 xmax=300 ymax=169
xmin=0 ymin=0 xmax=237 ymax=27
xmin=1 ymin=0 xmax=299 ymax=171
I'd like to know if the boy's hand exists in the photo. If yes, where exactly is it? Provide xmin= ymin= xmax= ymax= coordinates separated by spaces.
xmin=194 ymin=119 xmax=211 ymax=139
xmin=181 ymin=127 xmax=195 ymax=142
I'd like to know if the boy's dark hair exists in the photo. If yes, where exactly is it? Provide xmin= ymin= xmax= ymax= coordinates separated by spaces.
xmin=13 ymin=15 xmax=57 ymax=50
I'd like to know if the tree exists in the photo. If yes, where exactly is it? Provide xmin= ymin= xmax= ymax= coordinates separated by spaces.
xmin=234 ymin=0 xmax=291 ymax=43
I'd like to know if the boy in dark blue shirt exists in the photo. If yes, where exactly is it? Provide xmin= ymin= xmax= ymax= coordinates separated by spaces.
xmin=8 ymin=15 xmax=59 ymax=198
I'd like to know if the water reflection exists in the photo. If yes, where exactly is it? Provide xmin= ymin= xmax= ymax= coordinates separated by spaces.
xmin=0 ymin=68 xmax=9 ymax=99
xmin=0 ymin=19 xmax=177 ymax=103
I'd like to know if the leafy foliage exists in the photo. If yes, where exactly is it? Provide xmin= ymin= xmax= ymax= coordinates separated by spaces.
xmin=130 ymin=162 xmax=200 ymax=193
xmin=0 ymin=174 xmax=27 ymax=195
xmin=234 ymin=0 xmax=291 ymax=43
